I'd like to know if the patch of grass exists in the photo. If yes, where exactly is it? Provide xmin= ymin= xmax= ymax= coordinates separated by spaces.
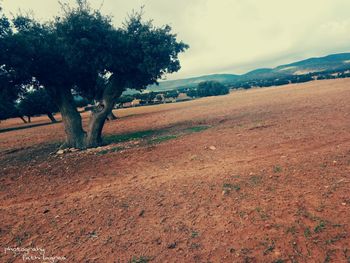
xmin=185 ymin=125 xmax=210 ymax=133
xmin=325 ymin=233 xmax=347 ymax=244
xmin=297 ymin=207 xmax=323 ymax=222
xmin=15 ymin=232 xmax=30 ymax=246
xmin=128 ymin=256 xmax=149 ymax=263
xmin=273 ymin=165 xmax=282 ymax=173
xmin=190 ymin=243 xmax=201 ymax=249
xmin=304 ymin=227 xmax=312 ymax=238
xmin=150 ymin=135 xmax=178 ymax=144
xmin=191 ymin=231 xmax=199 ymax=238
xmin=104 ymin=130 xmax=157 ymax=144
xmin=98 ymin=147 xmax=124 ymax=155
xmin=263 ymin=241 xmax=275 ymax=255
xmin=314 ymin=221 xmax=326 ymax=233
xmin=249 ymin=175 xmax=262 ymax=186
xmin=102 ymin=125 xmax=210 ymax=147
xmin=324 ymin=251 xmax=333 ymax=263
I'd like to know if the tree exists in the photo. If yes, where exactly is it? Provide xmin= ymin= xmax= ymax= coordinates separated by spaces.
xmin=0 ymin=67 xmax=29 ymax=122
xmin=0 ymin=9 xmax=27 ymax=122
xmin=1 ymin=1 xmax=188 ymax=148
xmin=164 ymin=90 xmax=179 ymax=98
xmin=116 ymin=95 xmax=134 ymax=104
xmin=185 ymin=88 xmax=198 ymax=98
xmin=0 ymin=97 xmax=18 ymax=121
xmin=197 ymin=81 xmax=229 ymax=97
xmin=18 ymin=89 xmax=58 ymax=123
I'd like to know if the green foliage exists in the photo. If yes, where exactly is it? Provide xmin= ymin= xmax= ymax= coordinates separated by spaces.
xmin=116 ymin=95 xmax=134 ymax=104
xmin=186 ymin=88 xmax=199 ymax=98
xmin=52 ymin=2 xmax=188 ymax=99
xmin=191 ymin=231 xmax=199 ymax=238
xmin=273 ymin=165 xmax=282 ymax=173
xmin=164 ymin=90 xmax=179 ymax=98
xmin=314 ymin=221 xmax=326 ymax=233
xmin=150 ymin=135 xmax=177 ymax=143
xmin=102 ymin=125 xmax=210 ymax=146
xmin=128 ymin=256 xmax=149 ymax=263
xmin=18 ymin=89 xmax=58 ymax=117
xmin=133 ymin=92 xmax=156 ymax=104
xmin=104 ymin=130 xmax=156 ymax=144
xmin=0 ymin=96 xmax=19 ymax=120
xmin=185 ymin=126 xmax=210 ymax=133
xmin=197 ymin=81 xmax=229 ymax=97
xmin=97 ymin=146 xmax=124 ymax=155
xmin=0 ymin=60 xmax=27 ymax=121
xmin=304 ymin=227 xmax=312 ymax=238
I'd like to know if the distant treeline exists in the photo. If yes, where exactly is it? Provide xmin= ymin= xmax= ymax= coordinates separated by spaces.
xmin=229 ymin=69 xmax=350 ymax=89
xmin=115 ymin=81 xmax=229 ymax=106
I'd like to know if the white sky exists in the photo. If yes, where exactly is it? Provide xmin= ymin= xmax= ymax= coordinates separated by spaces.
xmin=3 ymin=0 xmax=350 ymax=80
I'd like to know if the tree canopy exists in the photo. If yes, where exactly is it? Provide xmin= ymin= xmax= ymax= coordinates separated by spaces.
xmin=197 ymin=81 xmax=229 ymax=97
xmin=18 ymin=89 xmax=58 ymax=123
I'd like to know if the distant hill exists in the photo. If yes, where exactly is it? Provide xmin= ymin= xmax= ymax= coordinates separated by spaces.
xmin=147 ymin=52 xmax=350 ymax=92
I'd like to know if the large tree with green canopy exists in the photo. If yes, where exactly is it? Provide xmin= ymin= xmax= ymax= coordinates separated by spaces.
xmin=0 ymin=1 xmax=188 ymax=148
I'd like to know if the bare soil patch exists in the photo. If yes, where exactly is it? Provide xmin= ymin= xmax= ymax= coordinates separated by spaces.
xmin=1 ymin=79 xmax=350 ymax=262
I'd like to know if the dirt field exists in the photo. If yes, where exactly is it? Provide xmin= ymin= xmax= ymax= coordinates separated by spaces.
xmin=1 ymin=79 xmax=349 ymax=263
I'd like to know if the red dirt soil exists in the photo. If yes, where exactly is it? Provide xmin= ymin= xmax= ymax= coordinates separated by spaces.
xmin=0 ymin=79 xmax=349 ymax=262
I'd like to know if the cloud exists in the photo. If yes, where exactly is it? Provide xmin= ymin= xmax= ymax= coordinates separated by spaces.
xmin=3 ymin=0 xmax=350 ymax=79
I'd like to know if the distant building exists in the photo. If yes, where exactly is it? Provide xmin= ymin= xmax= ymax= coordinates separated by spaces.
xmin=164 ymin=97 xmax=176 ymax=103
xmin=122 ymin=102 xmax=132 ymax=108
xmin=176 ymin=93 xmax=192 ymax=102
xmin=131 ymin=99 xmax=141 ymax=107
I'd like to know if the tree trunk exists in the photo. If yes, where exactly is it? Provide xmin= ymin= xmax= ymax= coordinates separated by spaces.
xmin=106 ymin=111 xmax=117 ymax=121
xmin=86 ymin=98 xmax=115 ymax=147
xmin=85 ymin=80 xmax=124 ymax=147
xmin=56 ymin=89 xmax=87 ymax=149
xmin=27 ymin=116 xmax=31 ymax=123
xmin=49 ymin=79 xmax=124 ymax=149
xmin=47 ymin=112 xmax=57 ymax=123
xmin=19 ymin=116 xmax=27 ymax=123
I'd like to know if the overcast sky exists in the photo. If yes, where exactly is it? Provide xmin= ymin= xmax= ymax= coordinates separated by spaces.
xmin=3 ymin=0 xmax=350 ymax=80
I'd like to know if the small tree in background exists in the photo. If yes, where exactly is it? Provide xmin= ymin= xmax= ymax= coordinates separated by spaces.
xmin=18 ymin=89 xmax=58 ymax=123
xmin=186 ymin=88 xmax=198 ymax=98
xmin=0 ymin=98 xmax=19 ymax=121
xmin=164 ymin=90 xmax=179 ymax=98
xmin=197 ymin=81 xmax=229 ymax=97
xmin=116 ymin=95 xmax=134 ymax=104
